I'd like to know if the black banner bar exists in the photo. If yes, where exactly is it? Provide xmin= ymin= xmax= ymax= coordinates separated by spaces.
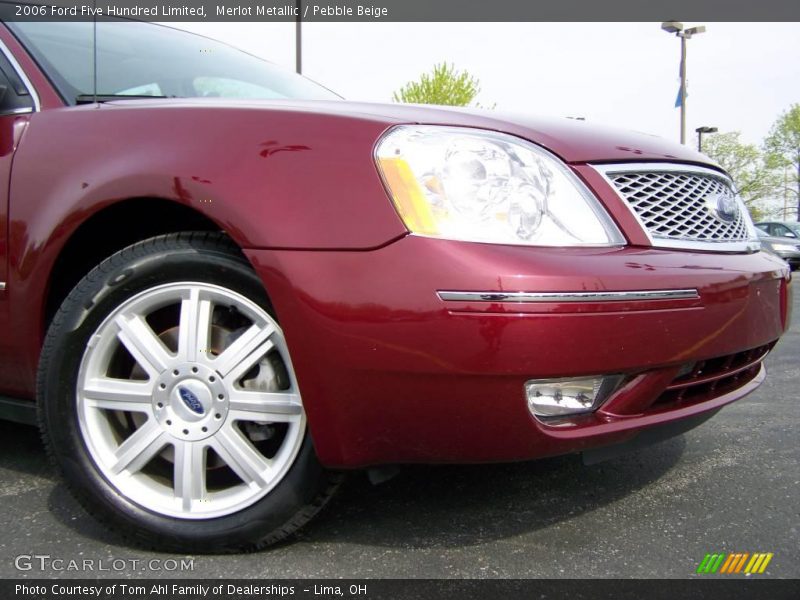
xmin=4 ymin=579 xmax=800 ymax=600
xmin=1 ymin=0 xmax=800 ymax=22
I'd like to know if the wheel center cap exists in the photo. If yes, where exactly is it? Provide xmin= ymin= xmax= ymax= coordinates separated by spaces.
xmin=152 ymin=363 xmax=229 ymax=441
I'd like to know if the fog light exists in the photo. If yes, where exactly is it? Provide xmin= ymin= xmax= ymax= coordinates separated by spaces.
xmin=525 ymin=375 xmax=623 ymax=418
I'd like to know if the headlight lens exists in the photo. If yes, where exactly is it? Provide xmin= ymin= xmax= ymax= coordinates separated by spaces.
xmin=375 ymin=126 xmax=624 ymax=246
xmin=772 ymin=243 xmax=799 ymax=252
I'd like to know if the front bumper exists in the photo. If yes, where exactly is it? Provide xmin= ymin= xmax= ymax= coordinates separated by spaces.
xmin=245 ymin=239 xmax=791 ymax=468
xmin=773 ymin=250 xmax=800 ymax=270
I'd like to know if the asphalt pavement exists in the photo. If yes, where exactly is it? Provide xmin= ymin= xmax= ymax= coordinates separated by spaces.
xmin=1 ymin=290 xmax=798 ymax=579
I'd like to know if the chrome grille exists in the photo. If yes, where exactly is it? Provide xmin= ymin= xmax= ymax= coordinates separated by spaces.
xmin=605 ymin=169 xmax=750 ymax=244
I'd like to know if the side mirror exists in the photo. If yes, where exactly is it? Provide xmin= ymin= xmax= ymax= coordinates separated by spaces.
xmin=784 ymin=231 xmax=798 ymax=238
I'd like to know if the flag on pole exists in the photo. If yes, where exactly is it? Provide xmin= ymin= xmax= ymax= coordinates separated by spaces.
xmin=675 ymin=84 xmax=687 ymax=108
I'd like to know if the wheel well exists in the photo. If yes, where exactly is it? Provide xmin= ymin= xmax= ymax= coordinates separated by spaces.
xmin=45 ymin=198 xmax=224 ymax=328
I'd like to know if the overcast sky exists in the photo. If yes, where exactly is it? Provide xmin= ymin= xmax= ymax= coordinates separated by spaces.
xmin=170 ymin=22 xmax=799 ymax=148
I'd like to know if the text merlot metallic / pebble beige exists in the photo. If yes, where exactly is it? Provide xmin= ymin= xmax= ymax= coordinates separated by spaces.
xmin=216 ymin=4 xmax=389 ymax=18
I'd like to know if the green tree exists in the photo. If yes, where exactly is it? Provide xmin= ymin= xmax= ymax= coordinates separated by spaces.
xmin=393 ymin=62 xmax=483 ymax=107
xmin=702 ymin=131 xmax=777 ymax=222
xmin=764 ymin=104 xmax=800 ymax=222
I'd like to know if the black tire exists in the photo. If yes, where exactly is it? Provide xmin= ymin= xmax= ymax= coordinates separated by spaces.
xmin=37 ymin=232 xmax=342 ymax=553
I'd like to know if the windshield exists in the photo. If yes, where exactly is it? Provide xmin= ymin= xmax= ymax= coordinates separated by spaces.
xmin=8 ymin=21 xmax=340 ymax=103
xmin=784 ymin=222 xmax=800 ymax=235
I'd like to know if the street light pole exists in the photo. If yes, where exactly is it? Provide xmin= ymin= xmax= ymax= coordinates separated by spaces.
xmin=662 ymin=22 xmax=706 ymax=145
xmin=785 ymin=166 xmax=789 ymax=221
xmin=295 ymin=0 xmax=302 ymax=74
xmin=679 ymin=34 xmax=687 ymax=145
xmin=695 ymin=126 xmax=717 ymax=153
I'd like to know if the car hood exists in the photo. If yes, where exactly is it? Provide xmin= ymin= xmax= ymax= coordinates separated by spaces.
xmin=100 ymin=98 xmax=721 ymax=169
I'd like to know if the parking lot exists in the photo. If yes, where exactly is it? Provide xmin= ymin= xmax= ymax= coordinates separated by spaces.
xmin=1 ymin=291 xmax=798 ymax=579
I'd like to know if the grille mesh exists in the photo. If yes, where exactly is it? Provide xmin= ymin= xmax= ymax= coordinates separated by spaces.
xmin=607 ymin=170 xmax=750 ymax=242
xmin=653 ymin=342 xmax=774 ymax=409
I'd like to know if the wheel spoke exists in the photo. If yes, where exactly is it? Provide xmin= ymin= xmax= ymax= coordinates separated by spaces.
xmin=213 ymin=322 xmax=275 ymax=381
xmin=110 ymin=420 xmax=168 ymax=475
xmin=211 ymin=425 xmax=272 ymax=488
xmin=115 ymin=314 xmax=172 ymax=378
xmin=173 ymin=441 xmax=207 ymax=511
xmin=228 ymin=389 xmax=302 ymax=423
xmin=82 ymin=378 xmax=154 ymax=413
xmin=178 ymin=288 xmax=213 ymax=363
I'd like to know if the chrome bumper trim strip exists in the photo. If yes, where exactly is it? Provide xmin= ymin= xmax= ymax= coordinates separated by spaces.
xmin=437 ymin=289 xmax=699 ymax=303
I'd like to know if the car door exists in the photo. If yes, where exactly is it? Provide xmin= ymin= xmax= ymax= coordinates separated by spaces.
xmin=0 ymin=45 xmax=35 ymax=392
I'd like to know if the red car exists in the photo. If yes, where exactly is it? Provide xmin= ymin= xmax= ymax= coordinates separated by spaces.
xmin=0 ymin=19 xmax=791 ymax=552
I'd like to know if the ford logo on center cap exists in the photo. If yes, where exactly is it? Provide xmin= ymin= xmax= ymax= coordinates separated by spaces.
xmin=178 ymin=386 xmax=204 ymax=415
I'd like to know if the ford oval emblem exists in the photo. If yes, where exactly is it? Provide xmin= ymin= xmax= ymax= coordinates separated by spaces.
xmin=178 ymin=386 xmax=204 ymax=415
xmin=705 ymin=190 xmax=738 ymax=223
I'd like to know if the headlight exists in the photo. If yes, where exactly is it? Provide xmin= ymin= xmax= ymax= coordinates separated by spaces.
xmin=772 ymin=243 xmax=799 ymax=252
xmin=375 ymin=126 xmax=624 ymax=246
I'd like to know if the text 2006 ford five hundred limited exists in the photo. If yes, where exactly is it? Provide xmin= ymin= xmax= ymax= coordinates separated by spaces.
xmin=0 ymin=18 xmax=791 ymax=551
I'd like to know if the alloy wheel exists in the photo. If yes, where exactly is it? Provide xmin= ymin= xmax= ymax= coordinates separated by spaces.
xmin=75 ymin=282 xmax=306 ymax=519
